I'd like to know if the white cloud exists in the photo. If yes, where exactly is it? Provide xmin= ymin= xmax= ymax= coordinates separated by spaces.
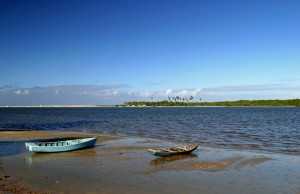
xmin=23 ymin=89 xmax=29 ymax=95
xmin=127 ymin=88 xmax=202 ymax=99
xmin=14 ymin=90 xmax=22 ymax=95
xmin=1 ymin=83 xmax=300 ymax=105
xmin=14 ymin=89 xmax=30 ymax=95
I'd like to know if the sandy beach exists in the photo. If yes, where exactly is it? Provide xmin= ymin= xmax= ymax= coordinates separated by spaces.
xmin=1 ymin=130 xmax=300 ymax=194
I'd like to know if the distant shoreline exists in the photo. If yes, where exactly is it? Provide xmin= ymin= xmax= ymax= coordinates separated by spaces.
xmin=1 ymin=98 xmax=300 ymax=108
xmin=120 ymin=105 xmax=298 ymax=108
xmin=124 ymin=99 xmax=300 ymax=107
xmin=0 ymin=105 xmax=298 ymax=108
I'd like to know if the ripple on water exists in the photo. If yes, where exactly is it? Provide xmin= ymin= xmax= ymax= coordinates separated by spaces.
xmin=1 ymin=107 xmax=300 ymax=155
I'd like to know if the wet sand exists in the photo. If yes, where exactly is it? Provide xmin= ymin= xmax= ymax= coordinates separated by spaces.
xmin=1 ymin=131 xmax=300 ymax=194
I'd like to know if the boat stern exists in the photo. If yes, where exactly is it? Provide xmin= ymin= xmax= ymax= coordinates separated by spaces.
xmin=25 ymin=142 xmax=35 ymax=152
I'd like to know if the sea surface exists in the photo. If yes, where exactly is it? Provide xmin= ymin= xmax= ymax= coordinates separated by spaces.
xmin=0 ymin=107 xmax=300 ymax=155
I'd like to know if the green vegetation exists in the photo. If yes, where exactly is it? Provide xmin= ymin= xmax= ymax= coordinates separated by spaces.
xmin=124 ymin=99 xmax=300 ymax=107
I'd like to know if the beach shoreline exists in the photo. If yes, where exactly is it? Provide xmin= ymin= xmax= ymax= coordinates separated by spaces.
xmin=1 ymin=130 xmax=300 ymax=194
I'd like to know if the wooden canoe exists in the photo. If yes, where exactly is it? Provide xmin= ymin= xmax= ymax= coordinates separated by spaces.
xmin=25 ymin=137 xmax=97 ymax=153
xmin=148 ymin=144 xmax=199 ymax=157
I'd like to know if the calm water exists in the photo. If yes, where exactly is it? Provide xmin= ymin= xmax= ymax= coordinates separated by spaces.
xmin=0 ymin=107 xmax=300 ymax=155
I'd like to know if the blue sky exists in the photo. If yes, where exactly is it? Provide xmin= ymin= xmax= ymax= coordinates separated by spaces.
xmin=0 ymin=0 xmax=300 ymax=105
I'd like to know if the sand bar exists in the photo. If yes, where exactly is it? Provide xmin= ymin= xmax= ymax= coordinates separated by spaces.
xmin=0 ymin=130 xmax=300 ymax=194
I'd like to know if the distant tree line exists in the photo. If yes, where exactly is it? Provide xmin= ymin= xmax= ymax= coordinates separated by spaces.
xmin=124 ymin=98 xmax=300 ymax=107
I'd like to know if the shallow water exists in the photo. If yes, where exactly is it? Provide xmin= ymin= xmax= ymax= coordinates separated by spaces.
xmin=0 ymin=142 xmax=25 ymax=157
xmin=1 ymin=107 xmax=300 ymax=155
xmin=1 ymin=137 xmax=300 ymax=194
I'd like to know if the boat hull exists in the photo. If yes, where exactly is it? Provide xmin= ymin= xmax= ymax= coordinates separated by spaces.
xmin=25 ymin=137 xmax=97 ymax=153
xmin=148 ymin=144 xmax=198 ymax=157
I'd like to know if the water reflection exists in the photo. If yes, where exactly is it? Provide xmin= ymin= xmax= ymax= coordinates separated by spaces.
xmin=150 ymin=154 xmax=197 ymax=166
xmin=25 ymin=148 xmax=97 ymax=166
xmin=148 ymin=154 xmax=272 ymax=174
xmin=147 ymin=156 xmax=243 ymax=174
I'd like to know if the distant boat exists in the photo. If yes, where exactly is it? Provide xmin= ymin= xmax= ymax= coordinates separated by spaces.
xmin=148 ymin=144 xmax=199 ymax=157
xmin=25 ymin=137 xmax=97 ymax=153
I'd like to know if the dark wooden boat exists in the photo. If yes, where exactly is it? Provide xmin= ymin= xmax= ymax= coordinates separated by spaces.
xmin=148 ymin=144 xmax=199 ymax=157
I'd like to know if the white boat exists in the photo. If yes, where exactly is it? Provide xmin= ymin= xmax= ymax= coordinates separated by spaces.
xmin=25 ymin=137 xmax=97 ymax=153
xmin=148 ymin=144 xmax=199 ymax=157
